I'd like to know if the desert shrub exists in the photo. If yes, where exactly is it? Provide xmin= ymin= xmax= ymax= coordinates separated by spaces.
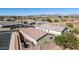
xmin=46 ymin=18 xmax=52 ymax=23
xmin=72 ymin=28 xmax=79 ymax=34
xmin=66 ymin=23 xmax=74 ymax=28
xmin=54 ymin=19 xmax=60 ymax=22
xmin=54 ymin=33 xmax=79 ymax=49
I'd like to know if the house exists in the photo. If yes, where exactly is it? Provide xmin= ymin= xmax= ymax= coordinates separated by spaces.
xmin=3 ymin=18 xmax=8 ymax=21
xmin=0 ymin=21 xmax=34 ymax=29
xmin=18 ymin=27 xmax=55 ymax=50
xmin=0 ymin=22 xmax=20 ymax=27
xmin=19 ymin=27 xmax=47 ymax=45
xmin=35 ymin=23 xmax=68 ymax=36
xmin=29 ymin=21 xmax=49 ymax=25
xmin=8 ymin=18 xmax=16 ymax=21
xmin=0 ymin=27 xmax=56 ymax=50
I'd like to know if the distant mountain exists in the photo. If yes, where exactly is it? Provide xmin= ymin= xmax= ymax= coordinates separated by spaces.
xmin=40 ymin=14 xmax=63 ymax=16
xmin=33 ymin=14 xmax=64 ymax=17
xmin=67 ymin=14 xmax=79 ymax=16
xmin=39 ymin=14 xmax=79 ymax=16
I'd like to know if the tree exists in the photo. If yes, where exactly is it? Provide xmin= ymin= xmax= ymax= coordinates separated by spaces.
xmin=46 ymin=18 xmax=52 ymax=23
xmin=58 ymin=16 xmax=62 ymax=18
xmin=42 ymin=18 xmax=45 ymax=21
xmin=54 ymin=33 xmax=79 ymax=49
xmin=61 ymin=18 xmax=67 ymax=22
xmin=0 ymin=16 xmax=5 ymax=19
xmin=33 ymin=18 xmax=37 ymax=21
xmin=63 ymin=16 xmax=69 ymax=18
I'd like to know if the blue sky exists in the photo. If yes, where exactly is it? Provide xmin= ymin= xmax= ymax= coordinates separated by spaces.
xmin=0 ymin=8 xmax=79 ymax=16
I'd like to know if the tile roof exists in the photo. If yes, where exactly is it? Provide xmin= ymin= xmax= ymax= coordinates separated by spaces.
xmin=20 ymin=28 xmax=47 ymax=40
xmin=0 ymin=23 xmax=22 ymax=27
xmin=33 ymin=21 xmax=49 ymax=24
xmin=36 ymin=23 xmax=66 ymax=32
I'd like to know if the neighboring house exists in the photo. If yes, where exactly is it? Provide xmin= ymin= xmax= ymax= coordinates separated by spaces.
xmin=3 ymin=18 xmax=8 ymax=21
xmin=35 ymin=23 xmax=68 ymax=36
xmin=29 ymin=21 xmax=49 ymax=25
xmin=0 ymin=22 xmax=34 ymax=29
xmin=2 ymin=17 xmax=16 ymax=21
xmin=8 ymin=18 xmax=16 ymax=21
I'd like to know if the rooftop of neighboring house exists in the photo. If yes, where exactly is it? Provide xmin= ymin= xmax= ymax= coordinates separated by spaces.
xmin=19 ymin=27 xmax=47 ymax=41
xmin=0 ymin=21 xmax=33 ymax=28
xmin=0 ymin=21 xmax=22 ymax=27
xmin=33 ymin=21 xmax=49 ymax=24
xmin=36 ymin=23 xmax=67 ymax=32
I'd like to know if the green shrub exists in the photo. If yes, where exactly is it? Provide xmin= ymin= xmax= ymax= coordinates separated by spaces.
xmin=54 ymin=33 xmax=79 ymax=49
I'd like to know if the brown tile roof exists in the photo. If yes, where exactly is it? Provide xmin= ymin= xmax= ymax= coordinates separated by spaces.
xmin=20 ymin=27 xmax=47 ymax=41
